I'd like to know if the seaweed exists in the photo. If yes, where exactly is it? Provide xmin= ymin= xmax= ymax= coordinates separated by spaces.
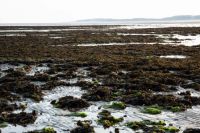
xmin=97 ymin=110 xmax=123 ymax=128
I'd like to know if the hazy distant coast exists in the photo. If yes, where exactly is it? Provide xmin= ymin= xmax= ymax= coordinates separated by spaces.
xmin=1 ymin=15 xmax=200 ymax=26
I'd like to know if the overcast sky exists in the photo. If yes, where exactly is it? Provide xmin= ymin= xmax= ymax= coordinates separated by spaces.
xmin=0 ymin=0 xmax=200 ymax=23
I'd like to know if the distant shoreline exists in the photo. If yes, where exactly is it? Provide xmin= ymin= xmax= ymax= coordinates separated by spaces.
xmin=1 ymin=20 xmax=200 ymax=26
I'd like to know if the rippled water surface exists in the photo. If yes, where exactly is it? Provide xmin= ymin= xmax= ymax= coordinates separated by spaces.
xmin=0 ymin=64 xmax=200 ymax=133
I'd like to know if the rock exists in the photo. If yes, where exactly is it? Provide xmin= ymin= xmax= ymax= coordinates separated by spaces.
xmin=0 ymin=70 xmax=26 ymax=83
xmin=41 ymin=80 xmax=70 ymax=90
xmin=30 ymin=73 xmax=51 ymax=82
xmin=51 ymin=96 xmax=90 ymax=111
xmin=182 ymin=83 xmax=200 ymax=91
xmin=26 ymin=127 xmax=57 ymax=133
xmin=76 ymin=80 xmax=96 ymax=90
xmin=122 ymin=91 xmax=200 ymax=111
xmin=179 ymin=91 xmax=191 ymax=96
xmin=0 ymin=111 xmax=37 ymax=126
xmin=1 ymin=81 xmax=43 ymax=101
xmin=0 ymin=99 xmax=19 ymax=113
xmin=6 ymin=70 xmax=26 ymax=78
xmin=70 ymin=120 xmax=95 ymax=133
xmin=0 ymin=90 xmax=20 ymax=101
xmin=115 ymin=128 xmax=119 ymax=133
xmin=97 ymin=110 xmax=123 ymax=128
xmin=183 ymin=128 xmax=200 ymax=133
xmin=82 ymin=87 xmax=111 ymax=101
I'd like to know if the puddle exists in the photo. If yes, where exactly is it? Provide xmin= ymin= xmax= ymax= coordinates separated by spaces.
xmin=76 ymin=67 xmax=90 ymax=77
xmin=117 ymin=33 xmax=154 ymax=36
xmin=0 ymin=29 xmax=61 ymax=32
xmin=173 ymin=34 xmax=200 ymax=46
xmin=0 ymin=64 xmax=24 ymax=78
xmin=0 ymin=33 xmax=26 ymax=36
xmin=26 ymin=65 xmax=50 ymax=76
xmin=76 ymin=33 xmax=200 ymax=47
xmin=50 ymin=37 xmax=65 ymax=39
xmin=0 ymin=72 xmax=6 ymax=78
xmin=117 ymin=33 xmax=200 ymax=46
xmin=76 ymin=42 xmax=168 ymax=47
xmin=0 ymin=63 xmax=24 ymax=71
xmin=77 ymin=43 xmax=129 ymax=46
xmin=61 ymin=78 xmax=78 ymax=84
xmin=31 ymin=81 xmax=46 ymax=86
xmin=160 ymin=55 xmax=187 ymax=59
xmin=43 ymin=86 xmax=84 ymax=100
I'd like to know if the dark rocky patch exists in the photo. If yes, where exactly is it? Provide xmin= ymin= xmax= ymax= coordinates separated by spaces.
xmin=182 ymin=83 xmax=200 ymax=91
xmin=122 ymin=91 xmax=200 ymax=111
xmin=82 ymin=87 xmax=112 ymax=101
xmin=0 ymin=81 xmax=43 ymax=101
xmin=29 ymin=73 xmax=51 ymax=82
xmin=0 ymin=111 xmax=37 ymax=126
xmin=0 ymin=99 xmax=19 ymax=113
xmin=183 ymin=128 xmax=200 ymax=133
xmin=70 ymin=120 xmax=95 ymax=133
xmin=51 ymin=96 xmax=90 ymax=111
xmin=41 ymin=80 xmax=70 ymax=90
xmin=26 ymin=127 xmax=57 ymax=133
xmin=97 ymin=110 xmax=123 ymax=128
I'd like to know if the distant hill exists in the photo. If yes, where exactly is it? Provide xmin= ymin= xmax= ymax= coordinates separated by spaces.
xmin=74 ymin=15 xmax=200 ymax=24
xmin=163 ymin=15 xmax=200 ymax=20
xmin=1 ymin=15 xmax=200 ymax=26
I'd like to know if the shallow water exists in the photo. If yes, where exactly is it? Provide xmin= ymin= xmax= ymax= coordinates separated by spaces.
xmin=1 ymin=64 xmax=200 ymax=132
xmin=76 ymin=33 xmax=200 ymax=47
xmin=0 ymin=64 xmax=24 ymax=78
xmin=110 ymin=23 xmax=200 ymax=29
xmin=1 ymin=25 xmax=200 ymax=47
xmin=2 ymin=85 xmax=200 ymax=133
xmin=26 ymin=64 xmax=50 ymax=76
xmin=2 ymin=86 xmax=85 ymax=133
xmin=174 ymin=34 xmax=200 ymax=46
xmin=0 ymin=64 xmax=23 ymax=71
